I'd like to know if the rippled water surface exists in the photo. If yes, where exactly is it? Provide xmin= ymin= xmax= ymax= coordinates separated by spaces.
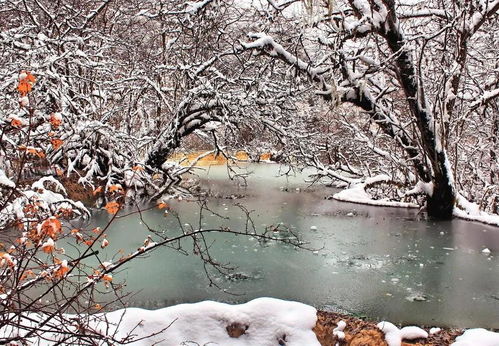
xmin=82 ymin=164 xmax=499 ymax=328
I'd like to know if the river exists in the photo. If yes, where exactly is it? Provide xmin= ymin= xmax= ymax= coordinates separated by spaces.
xmin=78 ymin=164 xmax=499 ymax=328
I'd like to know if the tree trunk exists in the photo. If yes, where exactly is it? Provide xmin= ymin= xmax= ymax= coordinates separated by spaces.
xmin=427 ymin=177 xmax=455 ymax=219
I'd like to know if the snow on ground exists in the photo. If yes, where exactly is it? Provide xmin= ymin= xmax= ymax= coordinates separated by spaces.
xmin=377 ymin=322 xmax=499 ymax=346
xmin=451 ymin=328 xmax=499 ymax=346
xmin=1 ymin=298 xmax=320 ymax=346
xmin=377 ymin=321 xmax=428 ymax=346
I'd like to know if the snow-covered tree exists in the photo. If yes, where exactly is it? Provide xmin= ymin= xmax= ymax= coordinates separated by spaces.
xmin=242 ymin=0 xmax=499 ymax=219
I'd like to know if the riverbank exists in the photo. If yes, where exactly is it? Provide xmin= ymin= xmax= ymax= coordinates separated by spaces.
xmin=314 ymin=310 xmax=464 ymax=345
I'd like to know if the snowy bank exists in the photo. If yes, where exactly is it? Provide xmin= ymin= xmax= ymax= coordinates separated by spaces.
xmin=332 ymin=178 xmax=499 ymax=227
xmin=332 ymin=175 xmax=419 ymax=209
xmin=1 ymin=298 xmax=320 ymax=345
xmin=454 ymin=194 xmax=499 ymax=227
xmin=377 ymin=321 xmax=499 ymax=346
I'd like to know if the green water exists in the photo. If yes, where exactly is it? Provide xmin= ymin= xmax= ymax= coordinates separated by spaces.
xmin=71 ymin=164 xmax=499 ymax=328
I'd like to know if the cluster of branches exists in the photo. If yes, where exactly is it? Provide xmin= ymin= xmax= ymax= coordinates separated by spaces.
xmin=240 ymin=0 xmax=499 ymax=217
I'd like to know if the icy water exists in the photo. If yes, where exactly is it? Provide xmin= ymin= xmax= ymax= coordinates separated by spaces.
xmin=83 ymin=164 xmax=499 ymax=328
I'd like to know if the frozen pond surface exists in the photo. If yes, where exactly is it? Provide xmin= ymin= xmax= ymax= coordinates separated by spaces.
xmin=85 ymin=164 xmax=499 ymax=328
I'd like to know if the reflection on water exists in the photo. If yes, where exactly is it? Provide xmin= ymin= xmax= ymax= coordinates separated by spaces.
xmin=77 ymin=164 xmax=499 ymax=328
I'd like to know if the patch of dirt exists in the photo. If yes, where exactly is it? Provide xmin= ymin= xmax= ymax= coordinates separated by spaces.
xmin=314 ymin=311 xmax=463 ymax=346
xmin=226 ymin=322 xmax=248 ymax=338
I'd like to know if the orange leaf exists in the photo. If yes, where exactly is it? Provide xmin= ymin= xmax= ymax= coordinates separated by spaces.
xmin=108 ymin=185 xmax=123 ymax=193
xmin=40 ymin=217 xmax=62 ymax=239
xmin=10 ymin=118 xmax=23 ymax=127
xmin=54 ymin=260 xmax=69 ymax=279
xmin=26 ymin=148 xmax=46 ymax=159
xmin=157 ymin=202 xmax=169 ymax=210
xmin=102 ymin=274 xmax=112 ymax=282
xmin=50 ymin=138 xmax=63 ymax=149
xmin=104 ymin=201 xmax=120 ymax=215
xmin=17 ymin=81 xmax=31 ymax=96
xmin=132 ymin=165 xmax=144 ymax=171
xmin=93 ymin=186 xmax=103 ymax=195
xmin=25 ymin=72 xmax=36 ymax=83
xmin=41 ymin=238 xmax=55 ymax=254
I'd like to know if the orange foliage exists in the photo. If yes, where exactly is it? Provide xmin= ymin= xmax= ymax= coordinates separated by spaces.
xmin=40 ymin=218 xmax=62 ymax=239
xmin=93 ymin=186 xmax=103 ymax=195
xmin=50 ymin=138 xmax=64 ymax=149
xmin=17 ymin=71 xmax=36 ymax=96
xmin=108 ymin=185 xmax=123 ymax=193
xmin=54 ymin=260 xmax=69 ymax=279
xmin=41 ymin=239 xmax=55 ymax=254
xmin=104 ymin=201 xmax=120 ymax=214
xmin=20 ymin=146 xmax=46 ymax=159
xmin=10 ymin=118 xmax=23 ymax=127
xmin=260 ymin=152 xmax=272 ymax=161
xmin=157 ymin=202 xmax=169 ymax=210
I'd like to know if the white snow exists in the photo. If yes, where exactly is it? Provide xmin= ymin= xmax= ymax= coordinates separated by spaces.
xmin=333 ymin=320 xmax=346 ymax=340
xmin=185 ymin=0 xmax=213 ymax=15
xmin=452 ymin=328 xmax=499 ymax=346
xmin=0 ymin=169 xmax=15 ymax=188
xmin=0 ymin=298 xmax=320 ymax=346
xmin=243 ymin=32 xmax=328 ymax=83
xmin=19 ymin=96 xmax=29 ymax=107
xmin=332 ymin=175 xmax=419 ymax=208
xmin=429 ymin=327 xmax=441 ymax=335
xmin=400 ymin=326 xmax=428 ymax=339
xmin=377 ymin=321 xmax=428 ymax=346
xmin=405 ymin=181 xmax=434 ymax=197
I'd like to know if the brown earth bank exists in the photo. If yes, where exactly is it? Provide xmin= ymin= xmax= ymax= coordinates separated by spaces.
xmin=314 ymin=311 xmax=464 ymax=346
